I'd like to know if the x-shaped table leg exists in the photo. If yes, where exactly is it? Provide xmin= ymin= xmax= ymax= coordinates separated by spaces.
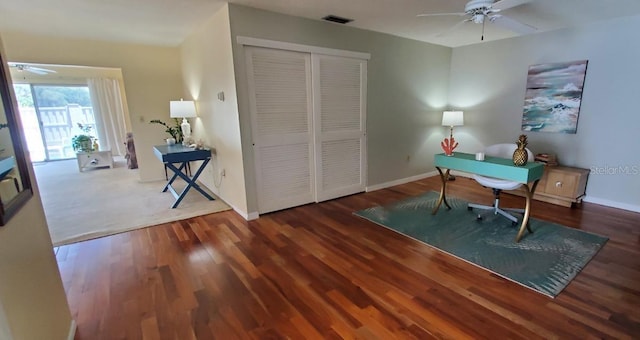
xmin=163 ymin=159 xmax=215 ymax=208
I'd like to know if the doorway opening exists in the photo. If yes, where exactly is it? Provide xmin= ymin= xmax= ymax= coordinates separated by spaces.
xmin=13 ymin=84 xmax=95 ymax=162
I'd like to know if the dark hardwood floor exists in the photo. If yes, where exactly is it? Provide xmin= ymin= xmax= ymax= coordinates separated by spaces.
xmin=57 ymin=176 xmax=640 ymax=339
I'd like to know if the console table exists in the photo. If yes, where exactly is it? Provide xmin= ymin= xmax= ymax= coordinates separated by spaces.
xmin=433 ymin=152 xmax=544 ymax=242
xmin=153 ymin=145 xmax=215 ymax=208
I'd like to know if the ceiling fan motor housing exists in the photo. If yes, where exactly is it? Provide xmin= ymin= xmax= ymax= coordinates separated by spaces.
xmin=465 ymin=0 xmax=495 ymax=12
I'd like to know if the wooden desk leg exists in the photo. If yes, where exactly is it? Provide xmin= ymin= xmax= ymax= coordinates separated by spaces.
xmin=432 ymin=167 xmax=452 ymax=215
xmin=515 ymin=179 xmax=540 ymax=242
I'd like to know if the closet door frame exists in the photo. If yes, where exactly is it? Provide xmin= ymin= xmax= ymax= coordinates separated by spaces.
xmin=239 ymin=37 xmax=371 ymax=214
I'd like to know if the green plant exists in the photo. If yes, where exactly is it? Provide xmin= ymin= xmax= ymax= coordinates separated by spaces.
xmin=150 ymin=118 xmax=183 ymax=143
xmin=71 ymin=123 xmax=95 ymax=152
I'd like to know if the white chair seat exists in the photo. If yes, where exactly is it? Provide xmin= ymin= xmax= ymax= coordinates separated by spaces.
xmin=468 ymin=143 xmax=534 ymax=225
xmin=472 ymin=174 xmax=523 ymax=191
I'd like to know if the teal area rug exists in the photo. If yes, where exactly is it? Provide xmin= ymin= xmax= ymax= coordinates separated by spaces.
xmin=355 ymin=191 xmax=607 ymax=297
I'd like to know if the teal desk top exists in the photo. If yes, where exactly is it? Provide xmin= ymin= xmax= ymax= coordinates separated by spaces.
xmin=434 ymin=152 xmax=543 ymax=183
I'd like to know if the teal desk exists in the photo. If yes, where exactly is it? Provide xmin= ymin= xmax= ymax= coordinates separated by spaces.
xmin=154 ymin=145 xmax=215 ymax=208
xmin=433 ymin=152 xmax=544 ymax=242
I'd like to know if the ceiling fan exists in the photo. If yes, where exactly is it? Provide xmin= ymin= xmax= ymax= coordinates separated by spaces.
xmin=418 ymin=0 xmax=538 ymax=40
xmin=7 ymin=62 xmax=57 ymax=75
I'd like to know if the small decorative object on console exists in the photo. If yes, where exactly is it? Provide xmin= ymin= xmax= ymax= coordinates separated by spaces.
xmin=441 ymin=137 xmax=458 ymax=156
xmin=535 ymin=153 xmax=558 ymax=166
xmin=513 ymin=134 xmax=529 ymax=166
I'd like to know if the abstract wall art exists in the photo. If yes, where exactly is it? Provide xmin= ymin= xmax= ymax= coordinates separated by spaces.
xmin=521 ymin=60 xmax=588 ymax=134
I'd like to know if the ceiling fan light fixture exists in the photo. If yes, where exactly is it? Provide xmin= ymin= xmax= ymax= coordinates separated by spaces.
xmin=471 ymin=14 xmax=485 ymax=24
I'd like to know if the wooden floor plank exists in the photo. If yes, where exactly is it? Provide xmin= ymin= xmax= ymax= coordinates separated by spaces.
xmin=60 ymin=176 xmax=640 ymax=339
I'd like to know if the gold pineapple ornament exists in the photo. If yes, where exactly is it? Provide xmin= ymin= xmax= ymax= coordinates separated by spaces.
xmin=513 ymin=134 xmax=529 ymax=166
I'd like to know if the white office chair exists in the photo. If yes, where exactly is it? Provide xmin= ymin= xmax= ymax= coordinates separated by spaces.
xmin=468 ymin=143 xmax=534 ymax=225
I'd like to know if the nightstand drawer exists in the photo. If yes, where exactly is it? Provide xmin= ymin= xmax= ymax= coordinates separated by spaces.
xmin=544 ymin=170 xmax=579 ymax=198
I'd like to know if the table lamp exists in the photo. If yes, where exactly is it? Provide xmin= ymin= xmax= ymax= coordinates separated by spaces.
xmin=170 ymin=99 xmax=197 ymax=144
xmin=441 ymin=110 xmax=464 ymax=179
xmin=442 ymin=110 xmax=464 ymax=141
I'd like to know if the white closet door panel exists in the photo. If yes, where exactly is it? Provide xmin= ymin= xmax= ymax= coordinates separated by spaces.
xmin=317 ymin=138 xmax=364 ymax=201
xmin=246 ymin=47 xmax=314 ymax=213
xmin=251 ymin=48 xmax=310 ymax=137
xmin=257 ymin=142 xmax=313 ymax=213
xmin=313 ymin=55 xmax=367 ymax=202
xmin=318 ymin=57 xmax=363 ymax=133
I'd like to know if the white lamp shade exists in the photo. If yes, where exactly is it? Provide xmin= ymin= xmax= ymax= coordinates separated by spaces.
xmin=170 ymin=100 xmax=197 ymax=118
xmin=442 ymin=111 xmax=464 ymax=126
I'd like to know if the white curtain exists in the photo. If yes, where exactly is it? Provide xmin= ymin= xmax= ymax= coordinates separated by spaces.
xmin=87 ymin=78 xmax=127 ymax=156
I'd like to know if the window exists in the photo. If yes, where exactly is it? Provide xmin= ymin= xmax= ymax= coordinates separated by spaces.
xmin=14 ymin=84 xmax=96 ymax=161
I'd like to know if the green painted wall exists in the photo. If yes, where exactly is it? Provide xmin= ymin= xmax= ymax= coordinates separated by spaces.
xmin=228 ymin=4 xmax=452 ymax=214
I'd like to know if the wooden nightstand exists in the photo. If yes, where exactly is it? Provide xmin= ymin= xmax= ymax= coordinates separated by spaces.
xmin=507 ymin=165 xmax=590 ymax=207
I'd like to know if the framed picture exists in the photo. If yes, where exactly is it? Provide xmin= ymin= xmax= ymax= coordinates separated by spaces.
xmin=521 ymin=60 xmax=588 ymax=134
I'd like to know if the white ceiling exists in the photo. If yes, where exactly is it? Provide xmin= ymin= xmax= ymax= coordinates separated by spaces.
xmin=1 ymin=0 xmax=640 ymax=48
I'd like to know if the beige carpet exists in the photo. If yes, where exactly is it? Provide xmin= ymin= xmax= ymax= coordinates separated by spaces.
xmin=34 ymin=157 xmax=231 ymax=246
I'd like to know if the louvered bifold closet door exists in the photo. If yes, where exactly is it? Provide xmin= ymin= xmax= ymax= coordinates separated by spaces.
xmin=313 ymin=54 xmax=367 ymax=202
xmin=246 ymin=47 xmax=315 ymax=214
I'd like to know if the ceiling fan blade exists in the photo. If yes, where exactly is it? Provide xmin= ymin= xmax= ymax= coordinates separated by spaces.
xmin=435 ymin=18 xmax=471 ymax=37
xmin=492 ymin=0 xmax=533 ymax=11
xmin=417 ymin=12 xmax=466 ymax=17
xmin=26 ymin=68 xmax=49 ymax=75
xmin=7 ymin=62 xmax=57 ymax=75
xmin=27 ymin=66 xmax=56 ymax=74
xmin=490 ymin=15 xmax=537 ymax=34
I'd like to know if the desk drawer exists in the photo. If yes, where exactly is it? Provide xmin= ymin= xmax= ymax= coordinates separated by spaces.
xmin=544 ymin=170 xmax=579 ymax=198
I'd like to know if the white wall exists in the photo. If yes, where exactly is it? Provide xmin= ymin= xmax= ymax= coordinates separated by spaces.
xmin=0 ymin=35 xmax=72 ymax=340
xmin=448 ymin=15 xmax=640 ymax=211
xmin=180 ymin=4 xmax=249 ymax=216
xmin=228 ymin=4 xmax=452 ymax=214
xmin=1 ymin=32 xmax=183 ymax=182
xmin=0 ymin=300 xmax=14 ymax=340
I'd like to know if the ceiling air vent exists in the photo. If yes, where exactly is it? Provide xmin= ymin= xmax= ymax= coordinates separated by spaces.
xmin=322 ymin=15 xmax=353 ymax=24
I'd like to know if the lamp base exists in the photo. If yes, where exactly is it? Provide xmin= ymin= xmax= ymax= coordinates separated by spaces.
xmin=180 ymin=118 xmax=191 ymax=144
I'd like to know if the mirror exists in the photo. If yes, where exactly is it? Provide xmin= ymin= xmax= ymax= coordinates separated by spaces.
xmin=0 ymin=38 xmax=33 ymax=226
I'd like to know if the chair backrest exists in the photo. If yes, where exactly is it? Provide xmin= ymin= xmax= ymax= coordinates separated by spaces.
xmin=484 ymin=143 xmax=534 ymax=161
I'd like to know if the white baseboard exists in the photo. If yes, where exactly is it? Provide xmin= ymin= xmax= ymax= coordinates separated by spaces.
xmin=227 ymin=201 xmax=259 ymax=221
xmin=365 ymin=169 xmax=480 ymax=192
xmin=246 ymin=211 xmax=259 ymax=220
xmin=366 ymin=171 xmax=438 ymax=192
xmin=67 ymin=320 xmax=77 ymax=340
xmin=583 ymin=196 xmax=640 ymax=213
